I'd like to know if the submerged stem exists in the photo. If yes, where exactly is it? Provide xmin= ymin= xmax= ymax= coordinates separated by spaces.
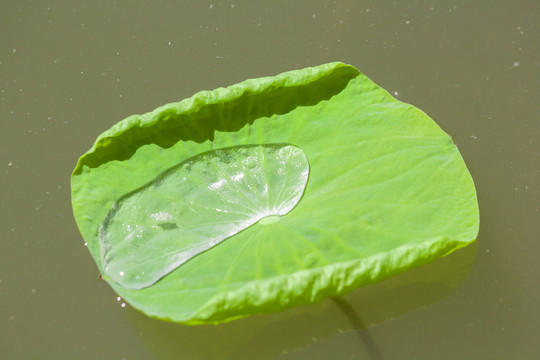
xmin=330 ymin=297 xmax=384 ymax=360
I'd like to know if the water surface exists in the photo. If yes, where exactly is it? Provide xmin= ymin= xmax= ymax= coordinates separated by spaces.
xmin=2 ymin=1 xmax=538 ymax=359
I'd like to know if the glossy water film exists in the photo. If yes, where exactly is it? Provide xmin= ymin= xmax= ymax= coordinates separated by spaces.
xmin=99 ymin=144 xmax=310 ymax=289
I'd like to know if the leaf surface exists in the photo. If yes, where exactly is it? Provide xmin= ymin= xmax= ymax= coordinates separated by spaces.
xmin=71 ymin=62 xmax=479 ymax=324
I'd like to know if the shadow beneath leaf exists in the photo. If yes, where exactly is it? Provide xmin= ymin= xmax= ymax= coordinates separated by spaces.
xmin=127 ymin=242 xmax=477 ymax=360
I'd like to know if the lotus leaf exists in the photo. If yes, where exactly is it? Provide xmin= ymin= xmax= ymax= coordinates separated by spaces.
xmin=71 ymin=62 xmax=479 ymax=324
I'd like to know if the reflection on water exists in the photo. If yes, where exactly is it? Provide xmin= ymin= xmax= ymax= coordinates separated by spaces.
xmin=128 ymin=243 xmax=475 ymax=359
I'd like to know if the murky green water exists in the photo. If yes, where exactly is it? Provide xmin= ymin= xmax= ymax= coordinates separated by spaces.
xmin=2 ymin=1 xmax=538 ymax=359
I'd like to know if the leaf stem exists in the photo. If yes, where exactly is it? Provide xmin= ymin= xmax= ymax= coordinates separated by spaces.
xmin=330 ymin=297 xmax=384 ymax=360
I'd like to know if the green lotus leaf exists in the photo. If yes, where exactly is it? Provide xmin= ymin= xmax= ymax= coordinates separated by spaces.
xmin=71 ymin=62 xmax=479 ymax=324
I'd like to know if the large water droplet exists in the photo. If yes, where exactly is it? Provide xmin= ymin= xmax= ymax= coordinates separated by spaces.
xmin=99 ymin=144 xmax=309 ymax=289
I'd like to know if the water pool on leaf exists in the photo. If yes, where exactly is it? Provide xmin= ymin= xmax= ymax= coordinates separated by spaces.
xmin=99 ymin=144 xmax=310 ymax=289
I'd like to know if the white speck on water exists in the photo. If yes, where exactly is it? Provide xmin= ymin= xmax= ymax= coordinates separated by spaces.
xmin=471 ymin=135 xmax=478 ymax=139
xmin=31 ymin=289 xmax=36 ymax=293
xmin=119 ymin=94 xmax=123 ymax=98
xmin=209 ymin=4 xmax=213 ymax=9
xmin=405 ymin=20 xmax=411 ymax=24
xmin=231 ymin=4 xmax=236 ymax=8
xmin=168 ymin=41 xmax=171 ymax=45
xmin=117 ymin=296 xmax=121 ymax=301
xmin=312 ymin=14 xmax=316 ymax=18
xmin=393 ymin=91 xmax=399 ymax=96
xmin=121 ymin=303 xmax=126 ymax=308
xmin=84 ymin=242 xmax=87 ymax=247
xmin=12 ymin=49 xmax=16 ymax=53
xmin=511 ymin=61 xmax=520 ymax=68
xmin=7 ymin=161 xmax=12 ymax=166
xmin=119 ymin=271 xmax=125 ymax=276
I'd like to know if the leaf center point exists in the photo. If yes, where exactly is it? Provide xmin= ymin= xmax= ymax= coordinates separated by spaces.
xmin=258 ymin=215 xmax=281 ymax=225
